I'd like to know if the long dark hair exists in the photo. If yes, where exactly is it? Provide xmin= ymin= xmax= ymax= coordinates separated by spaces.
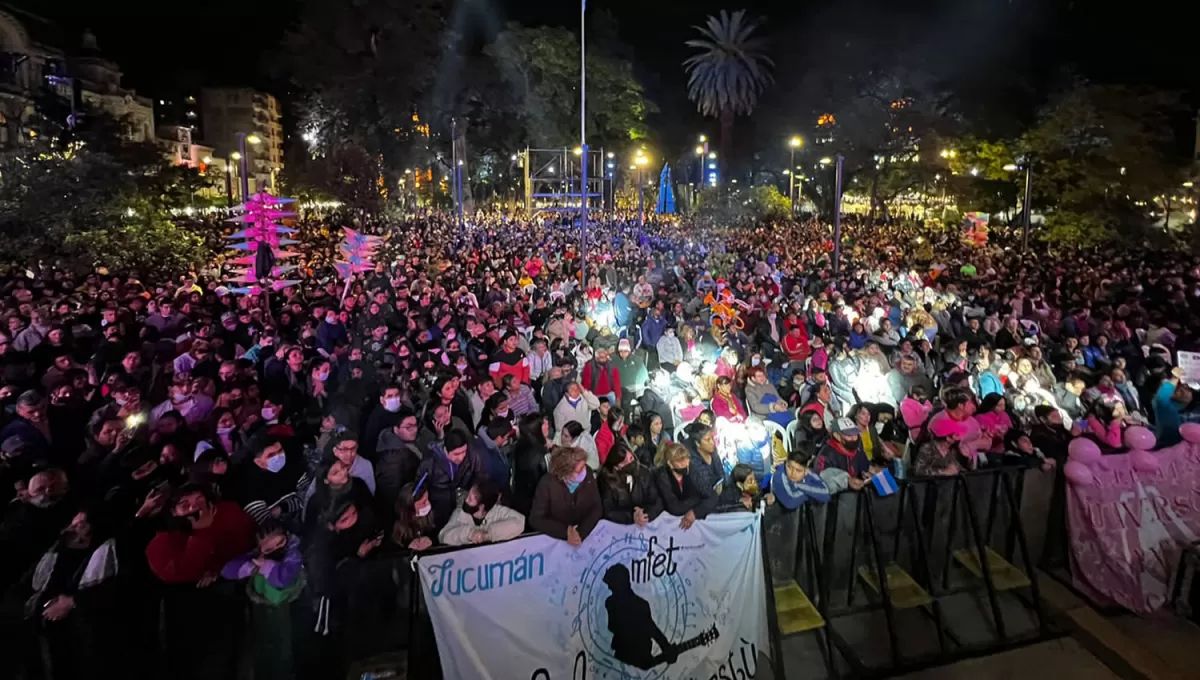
xmin=516 ymin=413 xmax=548 ymax=451
xmin=392 ymin=481 xmax=435 ymax=544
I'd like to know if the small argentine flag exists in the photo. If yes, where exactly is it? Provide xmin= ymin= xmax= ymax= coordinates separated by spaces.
xmin=871 ymin=468 xmax=899 ymax=497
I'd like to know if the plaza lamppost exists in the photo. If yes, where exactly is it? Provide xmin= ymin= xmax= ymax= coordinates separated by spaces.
xmin=788 ymin=136 xmax=803 ymax=214
xmin=696 ymin=135 xmax=709 ymax=196
xmin=234 ymin=132 xmax=262 ymax=202
xmin=634 ymin=151 xmax=650 ymax=227
xmin=1003 ymin=160 xmax=1034 ymax=252
xmin=224 ymin=160 xmax=235 ymax=207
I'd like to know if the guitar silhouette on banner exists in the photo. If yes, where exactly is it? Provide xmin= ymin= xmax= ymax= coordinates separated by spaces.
xmin=602 ymin=564 xmax=721 ymax=670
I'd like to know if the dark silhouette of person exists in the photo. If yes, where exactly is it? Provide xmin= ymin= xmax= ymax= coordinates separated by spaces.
xmin=603 ymin=564 xmax=678 ymax=669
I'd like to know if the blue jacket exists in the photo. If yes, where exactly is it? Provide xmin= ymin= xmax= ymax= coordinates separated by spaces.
xmin=771 ymin=464 xmax=831 ymax=510
xmin=613 ymin=292 xmax=633 ymax=328
xmin=316 ymin=320 xmax=348 ymax=353
xmin=642 ymin=315 xmax=668 ymax=349
xmin=470 ymin=432 xmax=512 ymax=496
xmin=977 ymin=371 xmax=1004 ymax=399
xmin=1154 ymin=381 xmax=1183 ymax=447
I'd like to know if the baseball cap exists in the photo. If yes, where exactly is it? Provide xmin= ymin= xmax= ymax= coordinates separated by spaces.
xmin=833 ymin=417 xmax=860 ymax=437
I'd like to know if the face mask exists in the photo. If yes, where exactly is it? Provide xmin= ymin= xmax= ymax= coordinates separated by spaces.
xmin=217 ymin=425 xmax=234 ymax=436
xmin=496 ymin=409 xmax=510 ymax=418
xmin=265 ymin=454 xmax=286 ymax=473
xmin=114 ymin=394 xmax=128 ymax=406
xmin=415 ymin=504 xmax=432 ymax=517
xmin=384 ymin=397 xmax=402 ymax=412
xmin=751 ymin=357 xmax=761 ymax=366
xmin=463 ymin=502 xmax=481 ymax=515
xmin=29 ymin=494 xmax=62 ymax=509
xmin=171 ymin=392 xmax=188 ymax=404
xmin=261 ymin=407 xmax=278 ymax=421
xmin=316 ymin=372 xmax=330 ymax=382
xmin=326 ymin=315 xmax=337 ymax=324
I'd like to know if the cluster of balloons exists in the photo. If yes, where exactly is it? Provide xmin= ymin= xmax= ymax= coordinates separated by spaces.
xmin=1062 ymin=424 xmax=1200 ymax=486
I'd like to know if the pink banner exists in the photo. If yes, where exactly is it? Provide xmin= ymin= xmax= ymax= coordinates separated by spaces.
xmin=1067 ymin=442 xmax=1200 ymax=613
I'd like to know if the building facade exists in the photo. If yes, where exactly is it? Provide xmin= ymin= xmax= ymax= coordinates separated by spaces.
xmin=0 ymin=7 xmax=154 ymax=145
xmin=200 ymin=87 xmax=284 ymax=194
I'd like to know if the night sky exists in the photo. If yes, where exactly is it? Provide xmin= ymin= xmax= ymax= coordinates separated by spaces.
xmin=10 ymin=0 xmax=1200 ymax=153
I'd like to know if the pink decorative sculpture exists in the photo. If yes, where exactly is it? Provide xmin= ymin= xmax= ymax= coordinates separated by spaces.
xmin=225 ymin=192 xmax=301 ymax=295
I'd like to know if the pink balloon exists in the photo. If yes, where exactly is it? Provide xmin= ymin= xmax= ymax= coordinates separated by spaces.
xmin=1131 ymin=450 xmax=1159 ymax=473
xmin=1068 ymin=437 xmax=1102 ymax=464
xmin=1122 ymin=426 xmax=1156 ymax=451
xmin=1063 ymin=461 xmax=1095 ymax=486
xmin=1180 ymin=423 xmax=1200 ymax=444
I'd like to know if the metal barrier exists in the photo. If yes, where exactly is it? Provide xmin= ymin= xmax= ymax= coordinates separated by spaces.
xmin=763 ymin=465 xmax=1062 ymax=679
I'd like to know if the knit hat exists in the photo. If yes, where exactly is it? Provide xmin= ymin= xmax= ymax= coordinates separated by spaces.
xmin=833 ymin=417 xmax=860 ymax=437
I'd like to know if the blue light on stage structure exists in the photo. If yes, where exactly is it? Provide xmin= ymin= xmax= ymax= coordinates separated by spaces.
xmin=656 ymin=163 xmax=676 ymax=214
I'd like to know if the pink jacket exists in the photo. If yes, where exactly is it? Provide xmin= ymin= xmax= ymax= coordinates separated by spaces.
xmin=900 ymin=398 xmax=932 ymax=441
xmin=1086 ymin=414 xmax=1123 ymax=449
xmin=974 ymin=411 xmax=1013 ymax=452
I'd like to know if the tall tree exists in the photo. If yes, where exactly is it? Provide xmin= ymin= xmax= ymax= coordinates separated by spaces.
xmin=277 ymin=0 xmax=445 ymax=201
xmin=683 ymin=10 xmax=773 ymax=175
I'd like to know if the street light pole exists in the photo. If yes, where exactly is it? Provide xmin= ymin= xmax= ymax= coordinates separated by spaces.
xmin=1021 ymin=163 xmax=1033 ymax=253
xmin=238 ymin=133 xmax=249 ymax=202
xmin=832 ymin=155 xmax=845 ymax=275
xmin=789 ymin=150 xmax=795 ymax=214
xmin=637 ymin=166 xmax=644 ymax=228
xmin=579 ymin=0 xmax=589 ymax=270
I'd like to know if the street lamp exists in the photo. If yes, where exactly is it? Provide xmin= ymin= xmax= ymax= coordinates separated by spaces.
xmin=819 ymin=157 xmax=832 ymax=166
xmin=234 ymin=131 xmax=262 ymax=200
xmin=1003 ymin=160 xmax=1034 ymax=252
xmin=788 ymin=136 xmax=803 ymax=214
xmin=634 ymin=153 xmax=650 ymax=227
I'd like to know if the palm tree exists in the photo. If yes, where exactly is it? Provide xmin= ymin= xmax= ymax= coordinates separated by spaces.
xmin=684 ymin=10 xmax=773 ymax=178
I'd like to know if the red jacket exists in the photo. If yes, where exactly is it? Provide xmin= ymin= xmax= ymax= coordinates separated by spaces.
xmin=581 ymin=359 xmax=622 ymax=401
xmin=782 ymin=330 xmax=811 ymax=362
xmin=146 ymin=501 xmax=255 ymax=584
xmin=489 ymin=348 xmax=531 ymax=386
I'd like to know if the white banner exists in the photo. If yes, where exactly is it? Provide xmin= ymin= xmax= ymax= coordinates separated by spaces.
xmin=1179 ymin=351 xmax=1200 ymax=386
xmin=417 ymin=512 xmax=773 ymax=680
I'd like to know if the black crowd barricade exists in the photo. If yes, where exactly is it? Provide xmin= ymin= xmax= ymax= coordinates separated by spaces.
xmin=764 ymin=465 xmax=1062 ymax=679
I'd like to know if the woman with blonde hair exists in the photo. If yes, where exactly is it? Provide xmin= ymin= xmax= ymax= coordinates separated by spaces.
xmin=529 ymin=446 xmax=602 ymax=547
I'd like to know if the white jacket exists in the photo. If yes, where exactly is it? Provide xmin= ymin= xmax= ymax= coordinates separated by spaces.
xmin=553 ymin=390 xmax=599 ymax=434
xmin=439 ymin=504 xmax=526 ymax=546
xmin=656 ymin=335 xmax=684 ymax=365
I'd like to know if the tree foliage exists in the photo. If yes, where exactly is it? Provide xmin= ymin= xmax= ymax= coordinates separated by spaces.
xmin=277 ymin=0 xmax=445 ymax=196
xmin=683 ymin=10 xmax=773 ymax=172
xmin=476 ymin=23 xmax=653 ymax=149
xmin=0 ymin=97 xmax=213 ymax=277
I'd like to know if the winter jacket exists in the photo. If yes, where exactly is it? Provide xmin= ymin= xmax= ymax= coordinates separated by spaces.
xmin=471 ymin=431 xmax=513 ymax=496
xmin=641 ymin=315 xmax=668 ymax=350
xmin=553 ymin=390 xmax=600 ymax=434
xmin=529 ymin=470 xmax=603 ymax=541
xmin=414 ymin=443 xmax=479 ymax=528
xmin=746 ymin=381 xmax=784 ymax=418
xmin=581 ymin=359 xmax=622 ymax=400
xmin=653 ymin=465 xmax=718 ymax=519
xmin=598 ymin=464 xmax=664 ymax=524
xmin=656 ymin=335 xmax=684 ymax=365
xmin=770 ymin=464 xmax=831 ymax=510
xmin=611 ymin=352 xmax=648 ymax=390
xmin=439 ymin=504 xmax=526 ymax=546
xmin=146 ymin=501 xmax=255 ymax=584
xmin=489 ymin=348 xmax=531 ymax=386
xmin=374 ymin=429 xmax=422 ymax=506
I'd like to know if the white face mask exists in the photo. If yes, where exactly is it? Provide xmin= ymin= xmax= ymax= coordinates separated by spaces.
xmin=261 ymin=407 xmax=278 ymax=421
xmin=217 ymin=425 xmax=234 ymax=435
xmin=316 ymin=372 xmax=330 ymax=382
xmin=415 ymin=504 xmax=432 ymax=517
xmin=384 ymin=397 xmax=402 ymax=412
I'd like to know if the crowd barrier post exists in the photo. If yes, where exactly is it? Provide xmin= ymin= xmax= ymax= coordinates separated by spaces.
xmin=759 ymin=508 xmax=792 ymax=680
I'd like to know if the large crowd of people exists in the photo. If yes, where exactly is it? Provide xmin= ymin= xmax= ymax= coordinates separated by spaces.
xmin=0 ymin=206 xmax=1197 ymax=679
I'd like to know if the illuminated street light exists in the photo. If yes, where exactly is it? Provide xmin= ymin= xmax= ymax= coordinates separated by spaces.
xmin=782 ymin=170 xmax=790 ymax=175
xmin=230 ymin=151 xmax=242 ymax=160
xmin=573 ymin=147 xmax=582 ymax=156
xmin=510 ymin=154 xmax=518 ymax=161
xmin=819 ymin=157 xmax=832 ymax=165
xmin=1003 ymin=164 xmax=1019 ymax=172
xmin=708 ymin=152 xmax=717 ymax=159
xmin=695 ymin=145 xmax=704 ymax=155
xmin=607 ymin=152 xmax=614 ymax=159
xmin=699 ymin=135 xmax=707 ymax=143
xmin=246 ymin=134 xmax=262 ymax=145
xmin=1184 ymin=181 xmax=1195 ymax=188
xmin=789 ymin=136 xmax=803 ymax=148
